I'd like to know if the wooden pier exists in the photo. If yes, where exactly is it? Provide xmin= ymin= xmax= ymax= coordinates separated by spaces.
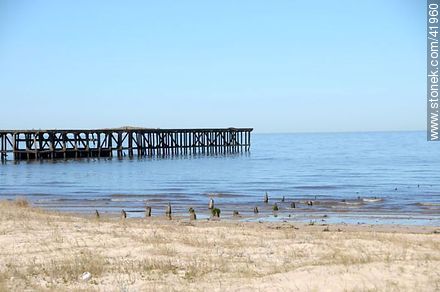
xmin=0 ymin=127 xmax=253 ymax=161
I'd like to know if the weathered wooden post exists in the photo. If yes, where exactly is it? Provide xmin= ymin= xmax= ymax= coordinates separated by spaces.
xmin=117 ymin=132 xmax=123 ymax=158
xmin=208 ymin=198 xmax=214 ymax=210
xmin=145 ymin=206 xmax=152 ymax=217
xmin=211 ymin=208 xmax=221 ymax=218
xmin=128 ymin=131 xmax=133 ymax=158
xmin=165 ymin=203 xmax=172 ymax=219
xmin=264 ymin=192 xmax=269 ymax=203
xmin=189 ymin=207 xmax=196 ymax=220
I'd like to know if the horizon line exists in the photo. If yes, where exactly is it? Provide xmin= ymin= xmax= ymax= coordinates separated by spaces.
xmin=254 ymin=129 xmax=425 ymax=134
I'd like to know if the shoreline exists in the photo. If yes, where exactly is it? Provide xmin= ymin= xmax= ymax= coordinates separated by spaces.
xmin=22 ymin=195 xmax=440 ymax=227
xmin=1 ymin=200 xmax=439 ymax=291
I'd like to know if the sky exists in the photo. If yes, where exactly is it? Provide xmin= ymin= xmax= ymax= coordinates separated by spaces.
xmin=0 ymin=0 xmax=424 ymax=133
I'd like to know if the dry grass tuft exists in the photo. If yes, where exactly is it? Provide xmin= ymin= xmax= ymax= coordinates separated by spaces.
xmin=14 ymin=197 xmax=29 ymax=208
xmin=1 ymin=250 xmax=106 ymax=287
xmin=45 ymin=250 xmax=106 ymax=282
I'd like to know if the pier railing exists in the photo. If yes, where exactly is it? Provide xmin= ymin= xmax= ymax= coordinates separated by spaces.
xmin=0 ymin=127 xmax=253 ymax=161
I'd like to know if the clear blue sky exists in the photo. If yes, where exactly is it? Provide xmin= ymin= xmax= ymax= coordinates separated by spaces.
xmin=0 ymin=0 xmax=424 ymax=132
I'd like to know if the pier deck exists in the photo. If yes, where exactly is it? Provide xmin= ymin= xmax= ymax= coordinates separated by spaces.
xmin=0 ymin=127 xmax=253 ymax=161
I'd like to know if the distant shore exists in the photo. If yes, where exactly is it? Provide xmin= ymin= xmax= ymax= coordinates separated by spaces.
xmin=0 ymin=200 xmax=439 ymax=291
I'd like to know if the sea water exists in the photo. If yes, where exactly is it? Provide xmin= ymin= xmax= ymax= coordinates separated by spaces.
xmin=0 ymin=131 xmax=439 ymax=225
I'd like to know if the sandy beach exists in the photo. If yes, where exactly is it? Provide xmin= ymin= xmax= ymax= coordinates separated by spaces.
xmin=0 ymin=200 xmax=439 ymax=292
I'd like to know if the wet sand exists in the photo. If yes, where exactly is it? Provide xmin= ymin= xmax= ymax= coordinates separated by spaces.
xmin=0 ymin=200 xmax=439 ymax=291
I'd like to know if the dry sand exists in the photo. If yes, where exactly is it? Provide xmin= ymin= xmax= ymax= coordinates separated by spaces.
xmin=0 ymin=200 xmax=439 ymax=292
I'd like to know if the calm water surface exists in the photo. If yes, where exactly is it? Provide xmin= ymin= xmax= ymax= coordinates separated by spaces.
xmin=0 ymin=131 xmax=439 ymax=225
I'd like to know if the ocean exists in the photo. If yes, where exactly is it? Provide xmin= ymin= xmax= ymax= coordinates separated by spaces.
xmin=1 ymin=131 xmax=439 ymax=225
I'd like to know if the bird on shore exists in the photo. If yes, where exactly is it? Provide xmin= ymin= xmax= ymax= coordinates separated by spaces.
xmin=95 ymin=209 xmax=100 ymax=219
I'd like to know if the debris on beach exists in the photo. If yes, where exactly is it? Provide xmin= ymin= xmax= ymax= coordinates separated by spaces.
xmin=81 ymin=272 xmax=92 ymax=282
